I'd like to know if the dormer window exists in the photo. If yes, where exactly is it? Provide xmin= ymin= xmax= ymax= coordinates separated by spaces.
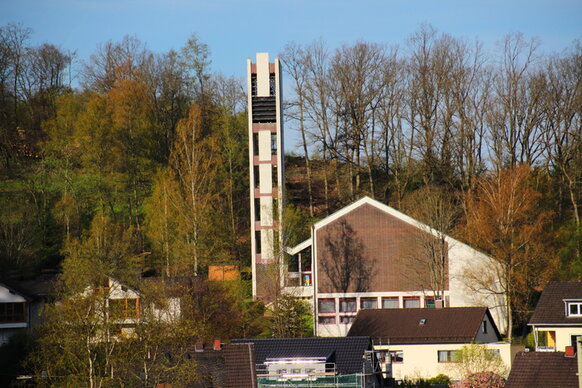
xmin=565 ymin=300 xmax=582 ymax=317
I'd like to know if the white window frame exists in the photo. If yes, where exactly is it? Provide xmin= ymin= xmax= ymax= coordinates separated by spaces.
xmin=564 ymin=300 xmax=582 ymax=317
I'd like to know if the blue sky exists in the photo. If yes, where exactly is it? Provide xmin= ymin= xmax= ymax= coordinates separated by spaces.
xmin=2 ymin=0 xmax=581 ymax=149
xmin=2 ymin=0 xmax=581 ymax=79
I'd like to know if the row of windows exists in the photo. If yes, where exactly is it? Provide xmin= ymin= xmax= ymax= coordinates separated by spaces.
xmin=374 ymin=349 xmax=500 ymax=364
xmin=318 ymin=296 xmax=436 ymax=314
xmin=109 ymin=298 xmax=139 ymax=319
xmin=318 ymin=316 xmax=355 ymax=325
xmin=0 ymin=302 xmax=26 ymax=323
xmin=250 ymin=73 xmax=276 ymax=97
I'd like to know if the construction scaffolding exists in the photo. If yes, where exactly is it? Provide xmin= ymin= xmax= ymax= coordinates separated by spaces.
xmin=257 ymin=374 xmax=364 ymax=388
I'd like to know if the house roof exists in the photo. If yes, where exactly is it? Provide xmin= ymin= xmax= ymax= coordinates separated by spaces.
xmin=505 ymin=351 xmax=578 ymax=388
xmin=0 ymin=277 xmax=35 ymax=301
xmin=231 ymin=336 xmax=372 ymax=375
xmin=347 ymin=307 xmax=501 ymax=344
xmin=0 ymin=274 xmax=57 ymax=301
xmin=181 ymin=343 xmax=257 ymax=388
xmin=287 ymin=196 xmax=488 ymax=258
xmin=529 ymin=282 xmax=582 ymax=325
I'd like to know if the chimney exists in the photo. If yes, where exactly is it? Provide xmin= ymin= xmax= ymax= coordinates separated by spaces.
xmin=195 ymin=341 xmax=204 ymax=352
xmin=214 ymin=339 xmax=221 ymax=351
xmin=565 ymin=346 xmax=576 ymax=357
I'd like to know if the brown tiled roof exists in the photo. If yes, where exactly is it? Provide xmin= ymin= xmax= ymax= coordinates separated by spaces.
xmin=505 ymin=351 xmax=578 ymax=388
xmin=223 ymin=343 xmax=257 ymax=388
xmin=347 ymin=307 xmax=499 ymax=344
xmin=529 ymin=282 xmax=582 ymax=325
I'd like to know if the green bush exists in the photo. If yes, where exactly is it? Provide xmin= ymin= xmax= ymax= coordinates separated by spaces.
xmin=427 ymin=374 xmax=450 ymax=385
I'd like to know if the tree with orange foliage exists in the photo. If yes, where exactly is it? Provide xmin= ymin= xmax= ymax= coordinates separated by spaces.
xmin=463 ymin=165 xmax=554 ymax=338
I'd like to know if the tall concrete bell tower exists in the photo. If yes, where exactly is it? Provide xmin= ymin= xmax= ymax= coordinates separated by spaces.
xmin=247 ymin=53 xmax=285 ymax=301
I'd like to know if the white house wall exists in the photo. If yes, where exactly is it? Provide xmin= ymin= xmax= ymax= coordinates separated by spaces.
xmin=374 ymin=342 xmax=519 ymax=381
xmin=535 ymin=326 xmax=582 ymax=351
xmin=447 ymin=242 xmax=507 ymax=334
xmin=0 ymin=284 xmax=26 ymax=303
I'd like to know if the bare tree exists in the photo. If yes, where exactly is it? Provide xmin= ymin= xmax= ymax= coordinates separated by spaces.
xmin=487 ymin=33 xmax=543 ymax=170
xmin=282 ymin=42 xmax=315 ymax=217
xmin=403 ymin=185 xmax=457 ymax=301
xmin=329 ymin=42 xmax=386 ymax=198
xmin=542 ymin=46 xmax=582 ymax=228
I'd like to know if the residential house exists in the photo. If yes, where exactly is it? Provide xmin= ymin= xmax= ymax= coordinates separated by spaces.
xmin=505 ymin=351 xmax=580 ymax=388
xmin=529 ymin=281 xmax=582 ymax=352
xmin=0 ymin=272 xmax=56 ymax=345
xmin=347 ymin=307 xmax=521 ymax=381
xmin=232 ymin=336 xmax=383 ymax=388
xmin=84 ymin=276 xmax=185 ymax=339
xmin=283 ymin=196 xmax=507 ymax=337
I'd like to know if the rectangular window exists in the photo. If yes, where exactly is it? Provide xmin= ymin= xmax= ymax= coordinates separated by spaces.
xmin=382 ymin=297 xmax=399 ymax=308
xmin=252 ymin=132 xmax=259 ymax=156
xmin=271 ymin=133 xmax=277 ymax=155
xmin=390 ymin=350 xmax=404 ymax=363
xmin=486 ymin=349 xmax=501 ymax=359
xmin=254 ymin=198 xmax=261 ymax=221
xmin=425 ymin=297 xmax=435 ymax=308
xmin=253 ymin=166 xmax=260 ymax=189
xmin=269 ymin=73 xmax=276 ymax=96
xmin=251 ymin=74 xmax=257 ymax=96
xmin=376 ymin=350 xmax=404 ymax=363
xmin=339 ymin=298 xmax=357 ymax=312
xmin=272 ymin=165 xmax=278 ymax=189
xmin=361 ymin=298 xmax=378 ymax=310
xmin=0 ymin=302 xmax=26 ymax=323
xmin=568 ymin=302 xmax=582 ymax=317
xmin=301 ymin=247 xmax=312 ymax=271
xmin=255 ymin=231 xmax=262 ymax=254
xmin=318 ymin=316 xmax=336 ymax=324
xmin=403 ymin=297 xmax=420 ymax=308
xmin=110 ymin=325 xmax=123 ymax=337
xmin=482 ymin=320 xmax=488 ymax=334
xmin=110 ymin=298 xmax=139 ymax=319
xmin=340 ymin=316 xmax=355 ymax=324
xmin=438 ymin=350 xmax=461 ymax=363
xmin=318 ymin=299 xmax=335 ymax=313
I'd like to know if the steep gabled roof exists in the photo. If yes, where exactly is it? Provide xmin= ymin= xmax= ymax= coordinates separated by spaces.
xmin=347 ymin=307 xmax=501 ymax=344
xmin=0 ymin=277 xmax=35 ymax=301
xmin=529 ymin=282 xmax=582 ymax=325
xmin=313 ymin=196 xmax=484 ymax=255
xmin=231 ymin=337 xmax=372 ymax=375
xmin=505 ymin=351 xmax=578 ymax=388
